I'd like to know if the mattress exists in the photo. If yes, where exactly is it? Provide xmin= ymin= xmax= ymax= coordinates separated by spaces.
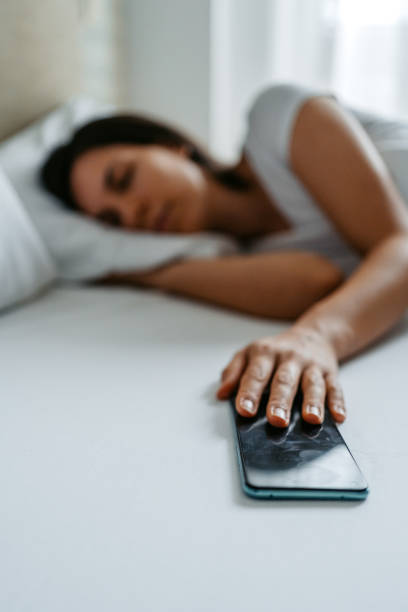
xmin=1 ymin=284 xmax=407 ymax=611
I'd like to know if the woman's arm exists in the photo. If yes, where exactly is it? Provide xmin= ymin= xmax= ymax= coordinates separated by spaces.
xmin=293 ymin=231 xmax=408 ymax=361
xmin=105 ymin=250 xmax=344 ymax=320
xmin=289 ymin=95 xmax=408 ymax=360
xmin=217 ymin=231 xmax=408 ymax=429
xmin=217 ymin=95 xmax=408 ymax=429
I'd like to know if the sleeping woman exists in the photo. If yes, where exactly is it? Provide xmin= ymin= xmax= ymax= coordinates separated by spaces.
xmin=40 ymin=83 xmax=408 ymax=430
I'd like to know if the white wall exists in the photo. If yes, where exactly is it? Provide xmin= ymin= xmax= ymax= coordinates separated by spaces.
xmin=79 ymin=0 xmax=125 ymax=105
xmin=120 ymin=0 xmax=211 ymax=151
xmin=210 ymin=0 xmax=272 ymax=161
xmin=0 ymin=1 xmax=81 ymax=140
xmin=79 ymin=0 xmax=274 ymax=162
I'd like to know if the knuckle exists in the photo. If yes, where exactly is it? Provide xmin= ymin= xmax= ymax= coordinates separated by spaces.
xmin=281 ymin=349 xmax=298 ymax=362
xmin=305 ymin=396 xmax=324 ymax=407
xmin=303 ymin=380 xmax=325 ymax=396
xmin=327 ymin=381 xmax=343 ymax=398
xmin=330 ymin=389 xmax=344 ymax=403
xmin=240 ymin=377 xmax=258 ymax=393
xmin=252 ymin=341 xmax=272 ymax=354
xmin=325 ymin=372 xmax=338 ymax=387
xmin=269 ymin=387 xmax=292 ymax=404
xmin=325 ymin=374 xmax=343 ymax=396
xmin=275 ymin=368 xmax=296 ymax=386
xmin=246 ymin=363 xmax=270 ymax=382
xmin=303 ymin=366 xmax=324 ymax=386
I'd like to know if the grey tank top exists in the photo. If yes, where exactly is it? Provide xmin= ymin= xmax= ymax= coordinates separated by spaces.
xmin=243 ymin=83 xmax=408 ymax=277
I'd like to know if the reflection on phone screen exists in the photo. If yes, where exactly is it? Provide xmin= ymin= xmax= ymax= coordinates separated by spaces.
xmin=230 ymin=388 xmax=367 ymax=491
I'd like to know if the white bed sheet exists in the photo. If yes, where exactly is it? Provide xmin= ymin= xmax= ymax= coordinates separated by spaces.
xmin=0 ymin=285 xmax=407 ymax=612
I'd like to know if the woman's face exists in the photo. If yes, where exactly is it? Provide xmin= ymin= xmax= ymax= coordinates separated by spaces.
xmin=69 ymin=143 xmax=210 ymax=233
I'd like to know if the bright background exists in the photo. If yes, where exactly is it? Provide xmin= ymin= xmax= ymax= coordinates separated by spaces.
xmin=75 ymin=0 xmax=408 ymax=160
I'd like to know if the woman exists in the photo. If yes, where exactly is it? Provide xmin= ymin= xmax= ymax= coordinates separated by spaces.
xmin=41 ymin=83 xmax=408 ymax=430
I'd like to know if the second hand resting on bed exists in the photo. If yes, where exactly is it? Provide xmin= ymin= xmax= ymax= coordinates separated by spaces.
xmin=40 ymin=87 xmax=408 ymax=429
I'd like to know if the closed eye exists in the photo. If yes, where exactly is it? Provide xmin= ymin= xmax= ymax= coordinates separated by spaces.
xmin=104 ymin=163 xmax=136 ymax=193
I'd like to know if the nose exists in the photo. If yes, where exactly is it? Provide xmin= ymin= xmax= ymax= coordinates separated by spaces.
xmin=117 ymin=194 xmax=150 ymax=229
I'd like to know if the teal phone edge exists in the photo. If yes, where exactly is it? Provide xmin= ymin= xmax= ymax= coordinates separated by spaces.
xmin=230 ymin=403 xmax=369 ymax=501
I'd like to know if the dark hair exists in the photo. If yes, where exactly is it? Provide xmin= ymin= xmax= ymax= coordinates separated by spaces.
xmin=39 ymin=113 xmax=250 ymax=210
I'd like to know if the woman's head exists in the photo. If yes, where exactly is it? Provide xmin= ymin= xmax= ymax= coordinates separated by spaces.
xmin=40 ymin=114 xmax=250 ymax=233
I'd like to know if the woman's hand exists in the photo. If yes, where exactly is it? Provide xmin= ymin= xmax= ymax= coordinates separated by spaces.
xmin=216 ymin=326 xmax=347 ymax=427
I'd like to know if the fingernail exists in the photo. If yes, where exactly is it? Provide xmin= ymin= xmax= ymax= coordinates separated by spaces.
xmin=334 ymin=405 xmax=346 ymax=416
xmin=305 ymin=405 xmax=320 ymax=417
xmin=240 ymin=397 xmax=257 ymax=414
xmin=271 ymin=406 xmax=286 ymax=420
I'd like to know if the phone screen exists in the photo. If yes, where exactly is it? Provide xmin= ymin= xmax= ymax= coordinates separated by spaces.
xmin=230 ymin=388 xmax=368 ymax=494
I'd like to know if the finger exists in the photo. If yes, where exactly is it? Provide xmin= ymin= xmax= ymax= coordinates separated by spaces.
xmin=266 ymin=359 xmax=302 ymax=427
xmin=301 ymin=364 xmax=326 ymax=425
xmin=235 ymin=354 xmax=276 ymax=417
xmin=216 ymin=350 xmax=247 ymax=400
xmin=325 ymin=372 xmax=347 ymax=423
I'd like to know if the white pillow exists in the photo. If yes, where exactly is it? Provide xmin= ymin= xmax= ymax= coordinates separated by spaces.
xmin=0 ymin=97 xmax=240 ymax=281
xmin=0 ymin=167 xmax=56 ymax=311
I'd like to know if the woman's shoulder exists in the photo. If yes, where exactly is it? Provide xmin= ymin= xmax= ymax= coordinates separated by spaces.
xmin=245 ymin=82 xmax=336 ymax=164
xmin=248 ymin=82 xmax=306 ymax=110
xmin=247 ymin=82 xmax=335 ymax=118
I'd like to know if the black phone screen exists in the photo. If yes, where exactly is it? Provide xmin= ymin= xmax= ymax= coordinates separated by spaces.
xmin=230 ymin=389 xmax=368 ymax=493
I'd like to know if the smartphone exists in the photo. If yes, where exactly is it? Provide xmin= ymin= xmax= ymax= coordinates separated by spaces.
xmin=230 ymin=388 xmax=369 ymax=500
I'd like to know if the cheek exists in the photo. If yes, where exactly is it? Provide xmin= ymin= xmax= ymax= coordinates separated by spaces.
xmin=158 ymin=156 xmax=204 ymax=197
xmin=175 ymin=172 xmax=207 ymax=225
xmin=182 ymin=162 xmax=205 ymax=193
xmin=178 ymin=190 xmax=207 ymax=232
xmin=175 ymin=167 xmax=207 ymax=229
xmin=141 ymin=164 xmax=177 ymax=201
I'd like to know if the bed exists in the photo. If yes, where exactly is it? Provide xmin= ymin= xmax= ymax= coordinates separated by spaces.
xmin=1 ymin=4 xmax=408 ymax=611
xmin=2 ymin=284 xmax=408 ymax=611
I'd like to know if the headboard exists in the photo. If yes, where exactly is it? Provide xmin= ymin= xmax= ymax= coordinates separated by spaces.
xmin=0 ymin=2 xmax=81 ymax=142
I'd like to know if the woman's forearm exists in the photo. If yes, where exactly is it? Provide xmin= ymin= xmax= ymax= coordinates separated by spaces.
xmin=293 ymin=232 xmax=408 ymax=362
xmin=127 ymin=251 xmax=344 ymax=320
